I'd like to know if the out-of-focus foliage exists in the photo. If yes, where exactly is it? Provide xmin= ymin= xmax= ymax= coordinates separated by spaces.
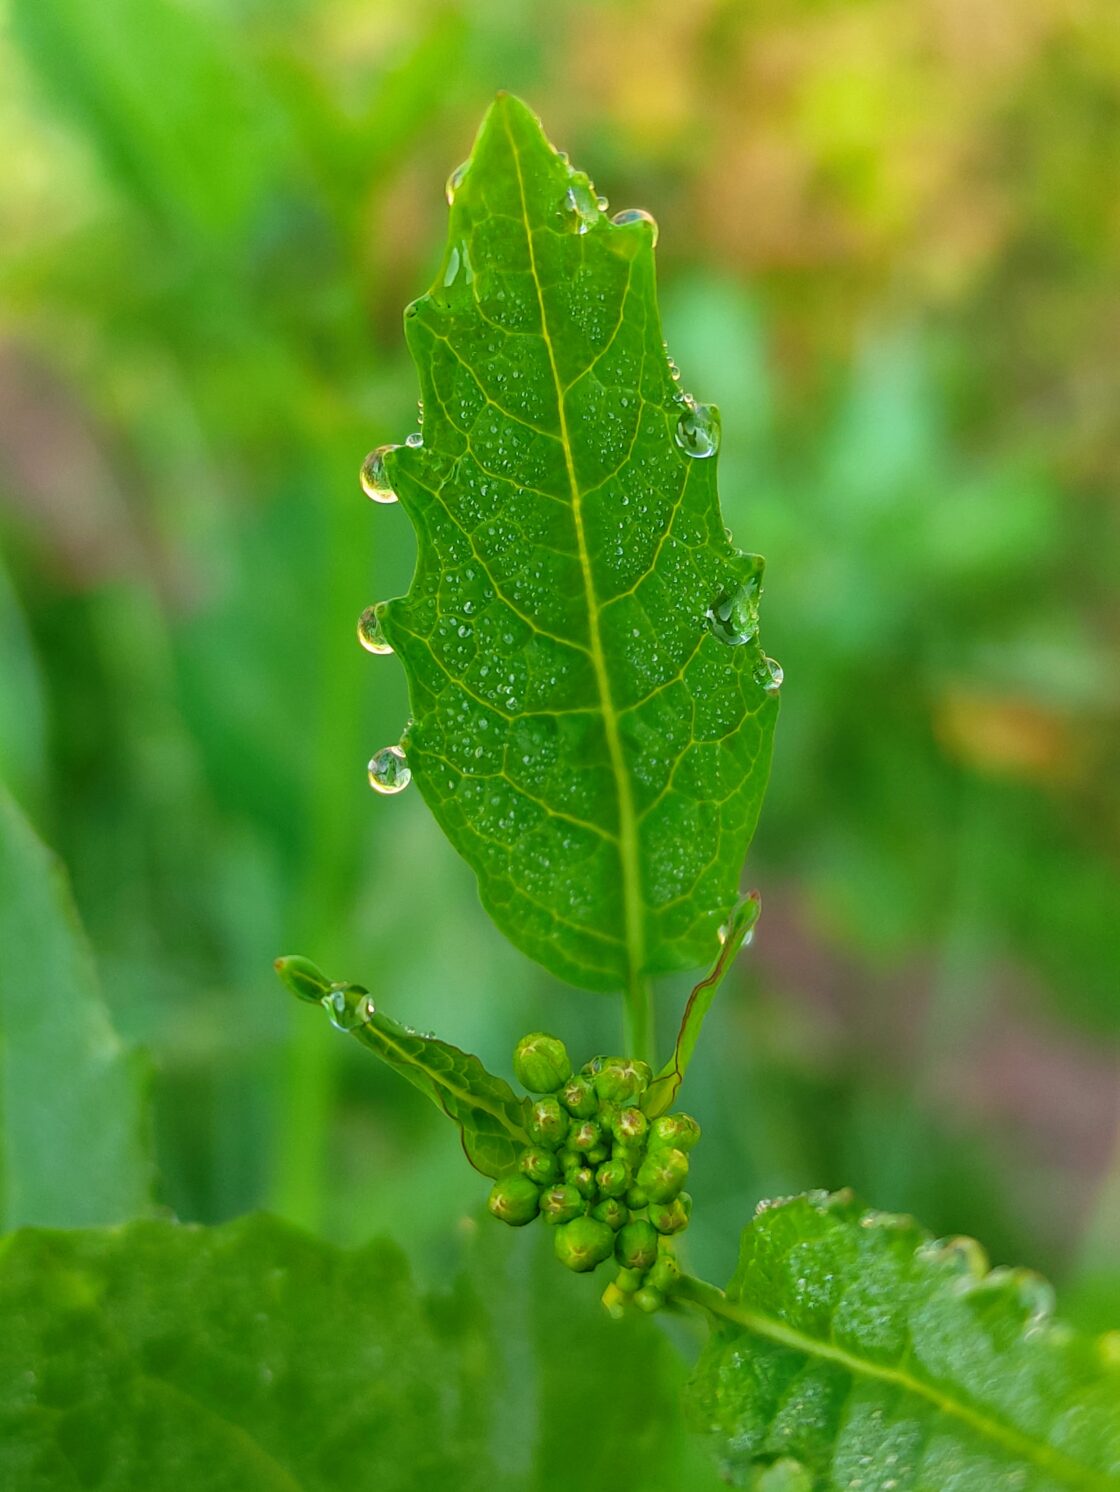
xmin=0 ymin=1213 xmax=718 ymax=1491
xmin=0 ymin=0 xmax=1115 ymax=1363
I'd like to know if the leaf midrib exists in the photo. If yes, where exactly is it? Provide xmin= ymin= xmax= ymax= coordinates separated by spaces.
xmin=502 ymin=104 xmax=647 ymax=1001
xmin=355 ymin=1019 xmax=528 ymax=1141
xmin=679 ymin=1276 xmax=1117 ymax=1491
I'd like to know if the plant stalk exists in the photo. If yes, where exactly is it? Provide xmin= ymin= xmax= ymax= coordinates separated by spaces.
xmin=624 ymin=973 xmax=656 ymax=1067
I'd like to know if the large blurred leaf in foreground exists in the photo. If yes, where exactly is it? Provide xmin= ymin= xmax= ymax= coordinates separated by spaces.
xmin=379 ymin=94 xmax=778 ymax=994
xmin=685 ymin=1192 xmax=1120 ymax=1489
xmin=0 ymin=788 xmax=150 ymax=1228
xmin=0 ymin=1214 xmax=720 ymax=1492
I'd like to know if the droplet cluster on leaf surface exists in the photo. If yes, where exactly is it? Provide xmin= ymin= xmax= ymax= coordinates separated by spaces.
xmin=488 ymin=1032 xmax=698 ymax=1314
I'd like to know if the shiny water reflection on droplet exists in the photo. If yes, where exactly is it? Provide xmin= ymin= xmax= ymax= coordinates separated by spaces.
xmin=357 ymin=605 xmax=393 ymax=655
xmin=360 ymin=446 xmax=399 ymax=503
xmin=368 ymin=744 xmax=411 ymax=794
xmin=322 ymin=982 xmax=375 ymax=1032
xmin=706 ymin=578 xmax=760 ymax=647
xmin=611 ymin=208 xmax=659 ymax=244
xmin=754 ymin=656 xmax=784 ymax=694
xmin=445 ymin=159 xmax=470 ymax=205
xmin=675 ymin=402 xmax=720 ymax=457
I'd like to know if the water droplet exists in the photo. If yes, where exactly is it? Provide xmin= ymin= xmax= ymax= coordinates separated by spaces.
xmin=675 ymin=401 xmax=720 ymax=458
xmin=706 ymin=581 xmax=760 ymax=647
xmin=754 ymin=656 xmax=784 ymax=694
xmin=357 ymin=605 xmax=393 ymax=655
xmin=611 ymin=207 xmax=659 ymax=244
xmin=445 ymin=159 xmax=470 ymax=205
xmin=596 ymin=194 xmax=609 ymax=211
xmin=368 ymin=745 xmax=411 ymax=795
xmin=405 ymin=431 xmax=423 ymax=449
xmin=360 ymin=446 xmax=399 ymax=504
xmin=322 ymin=981 xmax=374 ymax=1032
xmin=564 ymin=181 xmax=600 ymax=234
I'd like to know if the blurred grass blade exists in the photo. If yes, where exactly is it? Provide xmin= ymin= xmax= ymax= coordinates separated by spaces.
xmin=644 ymin=891 xmax=760 ymax=1118
xmin=276 ymin=957 xmax=527 ymax=1177
xmin=380 ymin=93 xmax=778 ymax=1000
xmin=683 ymin=1191 xmax=1120 ymax=1489
xmin=0 ymin=786 xmax=151 ymax=1227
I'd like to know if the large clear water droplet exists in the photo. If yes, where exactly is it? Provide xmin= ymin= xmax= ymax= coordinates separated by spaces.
xmin=322 ymin=982 xmax=374 ymax=1032
xmin=754 ymin=656 xmax=784 ymax=694
xmin=675 ymin=401 xmax=720 ymax=457
xmin=357 ymin=605 xmax=393 ymax=655
xmin=368 ymin=744 xmax=411 ymax=795
xmin=445 ymin=159 xmax=470 ymax=205
xmin=706 ymin=577 xmax=761 ymax=647
xmin=611 ymin=207 xmax=659 ymax=244
xmin=360 ymin=446 xmax=399 ymax=504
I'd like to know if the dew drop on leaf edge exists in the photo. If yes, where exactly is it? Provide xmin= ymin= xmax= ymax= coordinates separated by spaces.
xmin=322 ymin=982 xmax=375 ymax=1032
xmin=706 ymin=582 xmax=760 ymax=647
xmin=754 ymin=656 xmax=784 ymax=694
xmin=360 ymin=445 xmax=399 ymax=503
xmin=675 ymin=401 xmax=720 ymax=458
xmin=357 ymin=605 xmax=393 ymax=655
xmin=445 ymin=158 xmax=470 ymax=204
xmin=611 ymin=207 xmax=659 ymax=244
xmin=368 ymin=744 xmax=411 ymax=795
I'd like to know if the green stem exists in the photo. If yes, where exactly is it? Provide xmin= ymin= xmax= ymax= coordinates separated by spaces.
xmin=624 ymin=974 xmax=655 ymax=1067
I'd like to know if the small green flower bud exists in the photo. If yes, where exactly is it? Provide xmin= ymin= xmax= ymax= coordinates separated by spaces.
xmin=558 ymin=1147 xmax=581 ymax=1175
xmin=560 ymin=1076 xmax=598 ymax=1118
xmin=512 ymin=1033 xmax=572 ymax=1094
xmin=518 ymin=1147 xmax=559 ymax=1185
xmin=554 ymin=1216 xmax=615 ymax=1273
xmin=488 ymin=1174 xmax=541 ymax=1227
xmin=596 ymin=1159 xmax=629 ymax=1198
xmin=591 ymin=1197 xmax=628 ymax=1231
xmin=615 ymin=1266 xmax=644 ymax=1294
xmin=273 ymin=954 xmax=333 ymax=1004
xmin=633 ymin=1285 xmax=664 ymax=1314
xmin=649 ymin=1113 xmax=701 ymax=1152
xmin=613 ymin=1106 xmax=648 ymax=1146
xmin=649 ymin=1193 xmax=691 ymax=1234
xmin=570 ymin=1119 xmax=602 ymax=1153
xmin=586 ymin=1144 xmax=609 ymax=1166
xmin=648 ymin=1251 xmax=680 ymax=1294
xmin=527 ymin=1097 xmax=569 ymax=1149
xmin=616 ymin=1219 xmax=658 ymax=1272
xmin=571 ymin=1166 xmax=597 ymax=1199
xmin=597 ymin=1100 xmax=619 ymax=1134
xmin=625 ymin=1184 xmax=649 ymax=1210
xmin=581 ymin=1055 xmax=606 ymax=1077
xmin=539 ymin=1183 xmax=584 ymax=1225
xmin=594 ymin=1057 xmax=653 ymax=1104
xmin=636 ymin=1146 xmax=689 ymax=1203
xmin=601 ymin=1281 xmax=627 ymax=1320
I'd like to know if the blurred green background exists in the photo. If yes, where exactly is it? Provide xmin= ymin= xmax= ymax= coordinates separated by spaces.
xmin=0 ymin=0 xmax=1117 ymax=1329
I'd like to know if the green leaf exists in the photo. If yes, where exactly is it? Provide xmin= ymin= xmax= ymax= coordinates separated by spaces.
xmin=644 ymin=890 xmax=760 ymax=1118
xmin=275 ymin=957 xmax=527 ymax=1177
xmin=378 ymin=93 xmax=778 ymax=995
xmin=0 ymin=1214 xmax=723 ymax=1492
xmin=352 ymin=1008 xmax=528 ymax=1178
xmin=0 ymin=787 xmax=151 ymax=1229
xmin=682 ymin=1191 xmax=1120 ymax=1490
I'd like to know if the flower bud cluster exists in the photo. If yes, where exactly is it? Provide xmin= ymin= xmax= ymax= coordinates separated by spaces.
xmin=487 ymin=1033 xmax=699 ymax=1314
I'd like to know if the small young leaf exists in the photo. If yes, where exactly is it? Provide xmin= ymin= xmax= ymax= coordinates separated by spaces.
xmin=275 ymin=959 xmax=527 ymax=1177
xmin=378 ymin=94 xmax=778 ymax=994
xmin=353 ymin=1008 xmax=528 ymax=1177
xmin=682 ymin=1191 xmax=1120 ymax=1490
xmin=644 ymin=890 xmax=760 ymax=1117
xmin=0 ymin=787 xmax=151 ymax=1229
